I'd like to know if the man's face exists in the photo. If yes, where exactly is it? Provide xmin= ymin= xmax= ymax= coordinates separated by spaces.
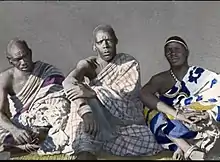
xmin=165 ymin=42 xmax=188 ymax=67
xmin=94 ymin=30 xmax=117 ymax=62
xmin=8 ymin=45 xmax=33 ymax=72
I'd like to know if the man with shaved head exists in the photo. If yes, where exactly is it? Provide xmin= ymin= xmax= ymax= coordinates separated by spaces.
xmin=0 ymin=38 xmax=71 ymax=156
xmin=63 ymin=24 xmax=162 ymax=160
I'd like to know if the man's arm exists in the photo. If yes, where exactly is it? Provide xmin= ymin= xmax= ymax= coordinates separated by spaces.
xmin=0 ymin=71 xmax=18 ymax=133
xmin=0 ymin=71 xmax=34 ymax=144
xmin=62 ymin=59 xmax=94 ymax=117
xmin=140 ymin=75 xmax=178 ymax=117
xmin=63 ymin=60 xmax=98 ymax=136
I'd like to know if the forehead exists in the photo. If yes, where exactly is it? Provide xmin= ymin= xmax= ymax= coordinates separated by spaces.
xmin=9 ymin=44 xmax=28 ymax=58
xmin=165 ymin=42 xmax=185 ymax=49
xmin=95 ymin=30 xmax=113 ymax=42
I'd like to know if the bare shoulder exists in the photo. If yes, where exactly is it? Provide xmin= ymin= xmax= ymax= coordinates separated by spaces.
xmin=83 ymin=56 xmax=98 ymax=69
xmin=0 ymin=67 xmax=13 ymax=88
xmin=142 ymin=70 xmax=169 ymax=93
xmin=150 ymin=71 xmax=169 ymax=84
xmin=75 ymin=56 xmax=97 ymax=73
xmin=76 ymin=59 xmax=91 ymax=70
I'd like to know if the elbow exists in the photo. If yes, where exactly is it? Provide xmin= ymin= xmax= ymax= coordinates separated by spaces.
xmin=139 ymin=88 xmax=147 ymax=101
xmin=62 ymin=78 xmax=67 ymax=88
xmin=62 ymin=77 xmax=71 ymax=89
xmin=139 ymin=88 xmax=154 ymax=105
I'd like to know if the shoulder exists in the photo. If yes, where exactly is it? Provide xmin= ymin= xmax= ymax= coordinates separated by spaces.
xmin=115 ymin=53 xmax=139 ymax=66
xmin=35 ymin=61 xmax=64 ymax=76
xmin=75 ymin=56 xmax=98 ymax=71
xmin=0 ymin=67 xmax=13 ymax=87
xmin=35 ymin=60 xmax=57 ymax=69
xmin=149 ymin=71 xmax=169 ymax=85
xmin=117 ymin=53 xmax=138 ymax=62
xmin=191 ymin=65 xmax=218 ymax=75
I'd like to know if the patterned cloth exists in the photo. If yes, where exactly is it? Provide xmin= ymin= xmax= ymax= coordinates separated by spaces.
xmin=144 ymin=66 xmax=220 ymax=153
xmin=0 ymin=61 xmax=70 ymax=155
xmin=63 ymin=53 xmax=162 ymax=157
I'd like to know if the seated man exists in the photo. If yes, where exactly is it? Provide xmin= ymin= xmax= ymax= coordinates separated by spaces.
xmin=62 ymin=24 xmax=162 ymax=160
xmin=0 ymin=38 xmax=70 ymax=156
xmin=140 ymin=36 xmax=220 ymax=160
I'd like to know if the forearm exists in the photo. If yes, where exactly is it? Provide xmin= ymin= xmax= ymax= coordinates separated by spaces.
xmin=156 ymin=101 xmax=177 ymax=117
xmin=0 ymin=112 xmax=18 ymax=133
xmin=62 ymin=76 xmax=78 ymax=90
xmin=141 ymin=93 xmax=176 ymax=116
xmin=74 ymin=98 xmax=93 ymax=118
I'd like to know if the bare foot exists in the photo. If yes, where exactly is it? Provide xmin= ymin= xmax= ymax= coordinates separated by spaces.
xmin=189 ymin=150 xmax=205 ymax=160
xmin=75 ymin=151 xmax=97 ymax=160
xmin=173 ymin=147 xmax=184 ymax=160
xmin=184 ymin=145 xmax=206 ymax=160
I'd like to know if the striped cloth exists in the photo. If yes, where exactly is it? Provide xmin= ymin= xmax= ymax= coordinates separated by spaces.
xmin=63 ymin=53 xmax=162 ymax=157
xmin=0 ymin=61 xmax=71 ymax=155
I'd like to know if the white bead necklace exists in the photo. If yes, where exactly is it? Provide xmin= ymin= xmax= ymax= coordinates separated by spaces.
xmin=170 ymin=69 xmax=181 ymax=83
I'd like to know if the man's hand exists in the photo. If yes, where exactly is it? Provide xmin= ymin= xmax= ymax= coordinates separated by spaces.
xmin=66 ymin=83 xmax=96 ymax=100
xmin=10 ymin=128 xmax=33 ymax=145
xmin=175 ymin=112 xmax=194 ymax=124
xmin=184 ymin=111 xmax=210 ymax=123
xmin=82 ymin=112 xmax=99 ymax=137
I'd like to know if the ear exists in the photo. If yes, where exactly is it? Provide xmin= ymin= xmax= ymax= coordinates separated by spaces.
xmin=29 ymin=48 xmax=32 ymax=56
xmin=115 ymin=38 xmax=118 ymax=45
xmin=7 ymin=58 xmax=13 ymax=65
xmin=92 ymin=44 xmax=97 ymax=52
xmin=186 ymin=49 xmax=189 ymax=57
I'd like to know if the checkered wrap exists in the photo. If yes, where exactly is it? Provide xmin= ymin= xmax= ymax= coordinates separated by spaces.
xmin=63 ymin=53 xmax=162 ymax=156
xmin=90 ymin=53 xmax=145 ymax=122
xmin=102 ymin=124 xmax=163 ymax=156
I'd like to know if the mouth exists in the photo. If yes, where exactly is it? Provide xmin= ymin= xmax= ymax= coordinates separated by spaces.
xmin=20 ymin=65 xmax=29 ymax=70
xmin=103 ymin=51 xmax=112 ymax=56
xmin=170 ymin=58 xmax=179 ymax=63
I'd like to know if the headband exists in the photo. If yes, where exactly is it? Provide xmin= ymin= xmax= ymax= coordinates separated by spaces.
xmin=165 ymin=40 xmax=188 ymax=50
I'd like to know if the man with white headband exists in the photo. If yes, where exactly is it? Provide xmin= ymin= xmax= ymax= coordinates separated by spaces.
xmin=140 ymin=36 xmax=220 ymax=160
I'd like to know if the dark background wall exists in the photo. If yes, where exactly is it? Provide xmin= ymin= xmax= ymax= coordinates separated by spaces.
xmin=0 ymin=1 xmax=220 ymax=84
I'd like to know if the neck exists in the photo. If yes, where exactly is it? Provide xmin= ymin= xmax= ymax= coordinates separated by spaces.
xmin=15 ymin=62 xmax=35 ymax=77
xmin=96 ymin=57 xmax=109 ymax=69
xmin=170 ymin=63 xmax=189 ymax=81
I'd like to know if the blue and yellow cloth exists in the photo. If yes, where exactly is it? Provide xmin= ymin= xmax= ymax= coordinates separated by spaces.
xmin=144 ymin=66 xmax=220 ymax=151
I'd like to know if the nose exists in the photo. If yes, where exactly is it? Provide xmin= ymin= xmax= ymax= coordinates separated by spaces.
xmin=102 ymin=40 xmax=109 ymax=48
xmin=20 ymin=59 xmax=27 ymax=66
xmin=169 ymin=50 xmax=177 ymax=57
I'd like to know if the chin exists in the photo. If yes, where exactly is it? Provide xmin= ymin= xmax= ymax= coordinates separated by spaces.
xmin=171 ymin=63 xmax=184 ymax=67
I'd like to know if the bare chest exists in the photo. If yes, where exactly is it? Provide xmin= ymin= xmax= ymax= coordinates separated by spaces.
xmin=158 ymin=74 xmax=177 ymax=95
xmin=86 ymin=61 xmax=105 ymax=81
xmin=10 ymin=76 xmax=29 ymax=96
xmin=160 ymin=80 xmax=176 ymax=95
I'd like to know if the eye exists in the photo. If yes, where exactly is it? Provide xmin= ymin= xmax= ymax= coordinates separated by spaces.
xmin=11 ymin=57 xmax=21 ymax=62
xmin=165 ymin=49 xmax=171 ymax=56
